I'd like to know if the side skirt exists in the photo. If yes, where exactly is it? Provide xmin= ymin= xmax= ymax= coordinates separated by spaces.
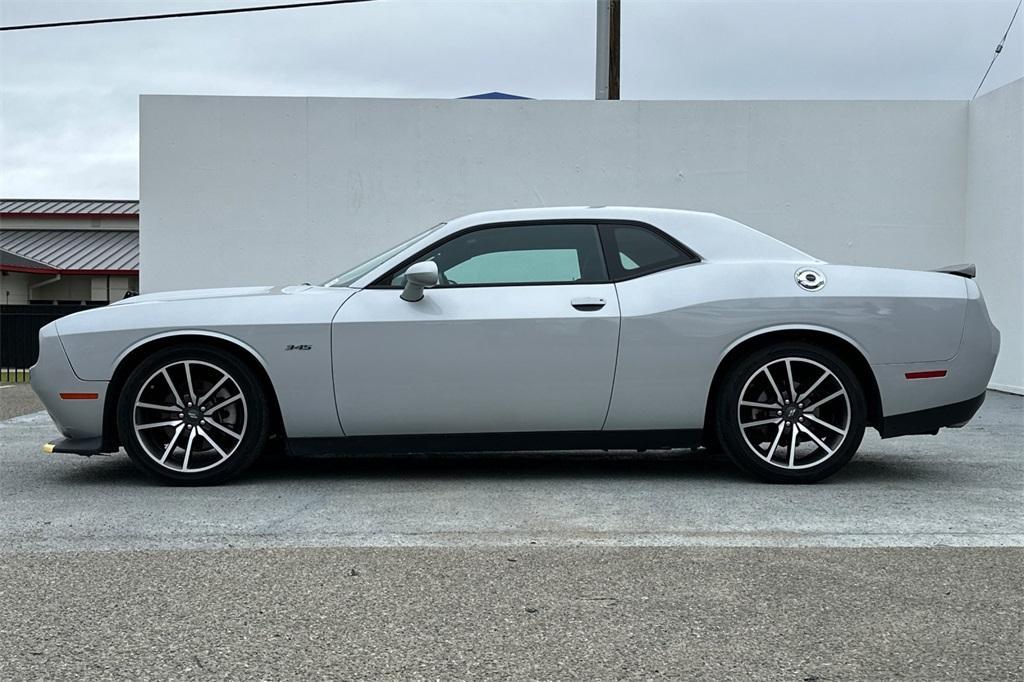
xmin=287 ymin=429 xmax=703 ymax=458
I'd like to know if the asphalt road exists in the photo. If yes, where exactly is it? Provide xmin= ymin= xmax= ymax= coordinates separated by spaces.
xmin=0 ymin=383 xmax=41 ymax=421
xmin=1 ymin=547 xmax=1020 ymax=680
xmin=1 ymin=391 xmax=1021 ymax=679
xmin=2 ymin=392 xmax=1022 ymax=550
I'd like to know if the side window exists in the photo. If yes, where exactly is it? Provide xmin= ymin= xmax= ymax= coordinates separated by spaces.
xmin=605 ymin=224 xmax=697 ymax=279
xmin=446 ymin=249 xmax=582 ymax=284
xmin=390 ymin=224 xmax=607 ymax=287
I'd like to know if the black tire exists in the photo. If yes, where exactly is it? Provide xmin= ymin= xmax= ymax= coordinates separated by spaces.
xmin=715 ymin=342 xmax=866 ymax=483
xmin=117 ymin=344 xmax=270 ymax=485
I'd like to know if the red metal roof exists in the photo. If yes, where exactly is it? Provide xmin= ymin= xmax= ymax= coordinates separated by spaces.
xmin=0 ymin=229 xmax=139 ymax=274
xmin=0 ymin=199 xmax=138 ymax=217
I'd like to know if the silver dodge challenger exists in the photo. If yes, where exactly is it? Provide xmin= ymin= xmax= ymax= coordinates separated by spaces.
xmin=32 ymin=207 xmax=999 ymax=484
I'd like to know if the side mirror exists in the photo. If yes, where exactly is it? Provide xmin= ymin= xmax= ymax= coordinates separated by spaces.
xmin=400 ymin=261 xmax=439 ymax=302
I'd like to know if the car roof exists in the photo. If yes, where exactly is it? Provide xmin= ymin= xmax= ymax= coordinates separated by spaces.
xmin=448 ymin=205 xmax=710 ymax=224
xmin=347 ymin=206 xmax=817 ymax=288
xmin=444 ymin=206 xmax=818 ymax=264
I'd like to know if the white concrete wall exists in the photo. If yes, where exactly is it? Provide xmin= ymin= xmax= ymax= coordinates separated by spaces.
xmin=1 ymin=272 xmax=31 ymax=304
xmin=140 ymin=92 xmax=1020 ymax=390
xmin=90 ymin=275 xmax=137 ymax=302
xmin=0 ymin=273 xmax=137 ymax=305
xmin=966 ymin=79 xmax=1023 ymax=393
xmin=24 ymin=275 xmax=92 ymax=303
xmin=141 ymin=95 xmax=968 ymax=291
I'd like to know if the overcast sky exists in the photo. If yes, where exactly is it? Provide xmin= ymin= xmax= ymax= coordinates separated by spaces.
xmin=1 ymin=0 xmax=1021 ymax=199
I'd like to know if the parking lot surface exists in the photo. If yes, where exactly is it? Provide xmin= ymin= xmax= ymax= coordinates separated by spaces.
xmin=1 ymin=546 xmax=1020 ymax=680
xmin=1 ymin=390 xmax=1021 ymax=679
xmin=0 ymin=383 xmax=41 ymax=421
xmin=1 ymin=391 xmax=1021 ymax=551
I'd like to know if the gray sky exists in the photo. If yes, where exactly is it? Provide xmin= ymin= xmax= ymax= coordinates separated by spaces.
xmin=1 ymin=0 xmax=1021 ymax=199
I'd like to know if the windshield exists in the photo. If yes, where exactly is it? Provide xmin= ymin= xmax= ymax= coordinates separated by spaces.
xmin=324 ymin=222 xmax=446 ymax=287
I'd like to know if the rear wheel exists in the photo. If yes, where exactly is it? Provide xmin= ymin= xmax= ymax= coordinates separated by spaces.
xmin=715 ymin=342 xmax=866 ymax=483
xmin=117 ymin=345 xmax=269 ymax=485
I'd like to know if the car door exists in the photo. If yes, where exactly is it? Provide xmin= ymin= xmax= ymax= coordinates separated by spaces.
xmin=331 ymin=222 xmax=620 ymax=436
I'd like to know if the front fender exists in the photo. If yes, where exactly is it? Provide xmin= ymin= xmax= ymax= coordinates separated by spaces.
xmin=54 ymin=286 xmax=356 ymax=438
xmin=112 ymin=329 xmax=271 ymax=378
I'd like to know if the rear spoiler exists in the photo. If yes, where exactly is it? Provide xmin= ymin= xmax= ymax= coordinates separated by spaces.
xmin=933 ymin=263 xmax=976 ymax=279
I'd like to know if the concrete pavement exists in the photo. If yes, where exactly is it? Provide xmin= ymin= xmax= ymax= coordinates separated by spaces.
xmin=1 ymin=392 xmax=1022 ymax=551
xmin=0 ymin=383 xmax=41 ymax=421
xmin=1 ymin=391 xmax=1021 ymax=679
xmin=1 ymin=547 xmax=1021 ymax=680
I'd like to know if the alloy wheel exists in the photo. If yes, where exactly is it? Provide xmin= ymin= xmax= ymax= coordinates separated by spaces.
xmin=132 ymin=360 xmax=248 ymax=473
xmin=736 ymin=357 xmax=851 ymax=470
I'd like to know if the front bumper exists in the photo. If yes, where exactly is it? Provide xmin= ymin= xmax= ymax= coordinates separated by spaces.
xmin=30 ymin=322 xmax=108 ymax=442
xmin=43 ymin=437 xmax=105 ymax=457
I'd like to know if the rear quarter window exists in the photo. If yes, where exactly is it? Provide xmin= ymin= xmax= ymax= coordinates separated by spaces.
xmin=603 ymin=224 xmax=699 ymax=280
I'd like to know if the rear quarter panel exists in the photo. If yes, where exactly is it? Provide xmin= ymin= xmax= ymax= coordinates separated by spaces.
xmin=870 ymin=279 xmax=998 ymax=416
xmin=605 ymin=262 xmax=967 ymax=430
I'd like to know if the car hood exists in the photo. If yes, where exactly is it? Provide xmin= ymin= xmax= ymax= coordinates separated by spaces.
xmin=109 ymin=284 xmax=314 ymax=305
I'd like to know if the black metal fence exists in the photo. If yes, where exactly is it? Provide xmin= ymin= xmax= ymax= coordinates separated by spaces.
xmin=1 ymin=304 xmax=102 ymax=380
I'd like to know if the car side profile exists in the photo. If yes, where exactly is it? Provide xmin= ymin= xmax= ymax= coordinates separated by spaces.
xmin=31 ymin=207 xmax=1000 ymax=484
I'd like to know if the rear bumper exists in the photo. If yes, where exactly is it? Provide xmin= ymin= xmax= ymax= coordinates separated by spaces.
xmin=878 ymin=392 xmax=986 ymax=438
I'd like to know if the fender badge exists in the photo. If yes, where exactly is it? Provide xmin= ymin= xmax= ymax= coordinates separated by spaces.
xmin=795 ymin=268 xmax=826 ymax=291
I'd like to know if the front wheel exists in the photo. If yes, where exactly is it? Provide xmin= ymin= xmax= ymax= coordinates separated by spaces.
xmin=117 ymin=345 xmax=270 ymax=485
xmin=715 ymin=343 xmax=866 ymax=483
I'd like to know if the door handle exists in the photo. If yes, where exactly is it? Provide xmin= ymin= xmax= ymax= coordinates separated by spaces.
xmin=571 ymin=297 xmax=607 ymax=311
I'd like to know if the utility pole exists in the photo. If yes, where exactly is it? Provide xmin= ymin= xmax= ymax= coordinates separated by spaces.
xmin=595 ymin=0 xmax=620 ymax=99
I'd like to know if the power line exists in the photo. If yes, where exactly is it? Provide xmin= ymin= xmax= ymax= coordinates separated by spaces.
xmin=972 ymin=0 xmax=1022 ymax=99
xmin=0 ymin=0 xmax=375 ymax=32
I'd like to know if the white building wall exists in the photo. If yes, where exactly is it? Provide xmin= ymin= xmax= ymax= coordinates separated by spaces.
xmin=26 ymin=275 xmax=92 ymax=303
xmin=140 ymin=91 xmax=1020 ymax=391
xmin=141 ymin=95 xmax=968 ymax=291
xmin=100 ymin=275 xmax=137 ymax=301
xmin=966 ymin=79 xmax=1024 ymax=393
xmin=1 ymin=272 xmax=31 ymax=305
xmin=0 ymin=273 xmax=137 ymax=305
